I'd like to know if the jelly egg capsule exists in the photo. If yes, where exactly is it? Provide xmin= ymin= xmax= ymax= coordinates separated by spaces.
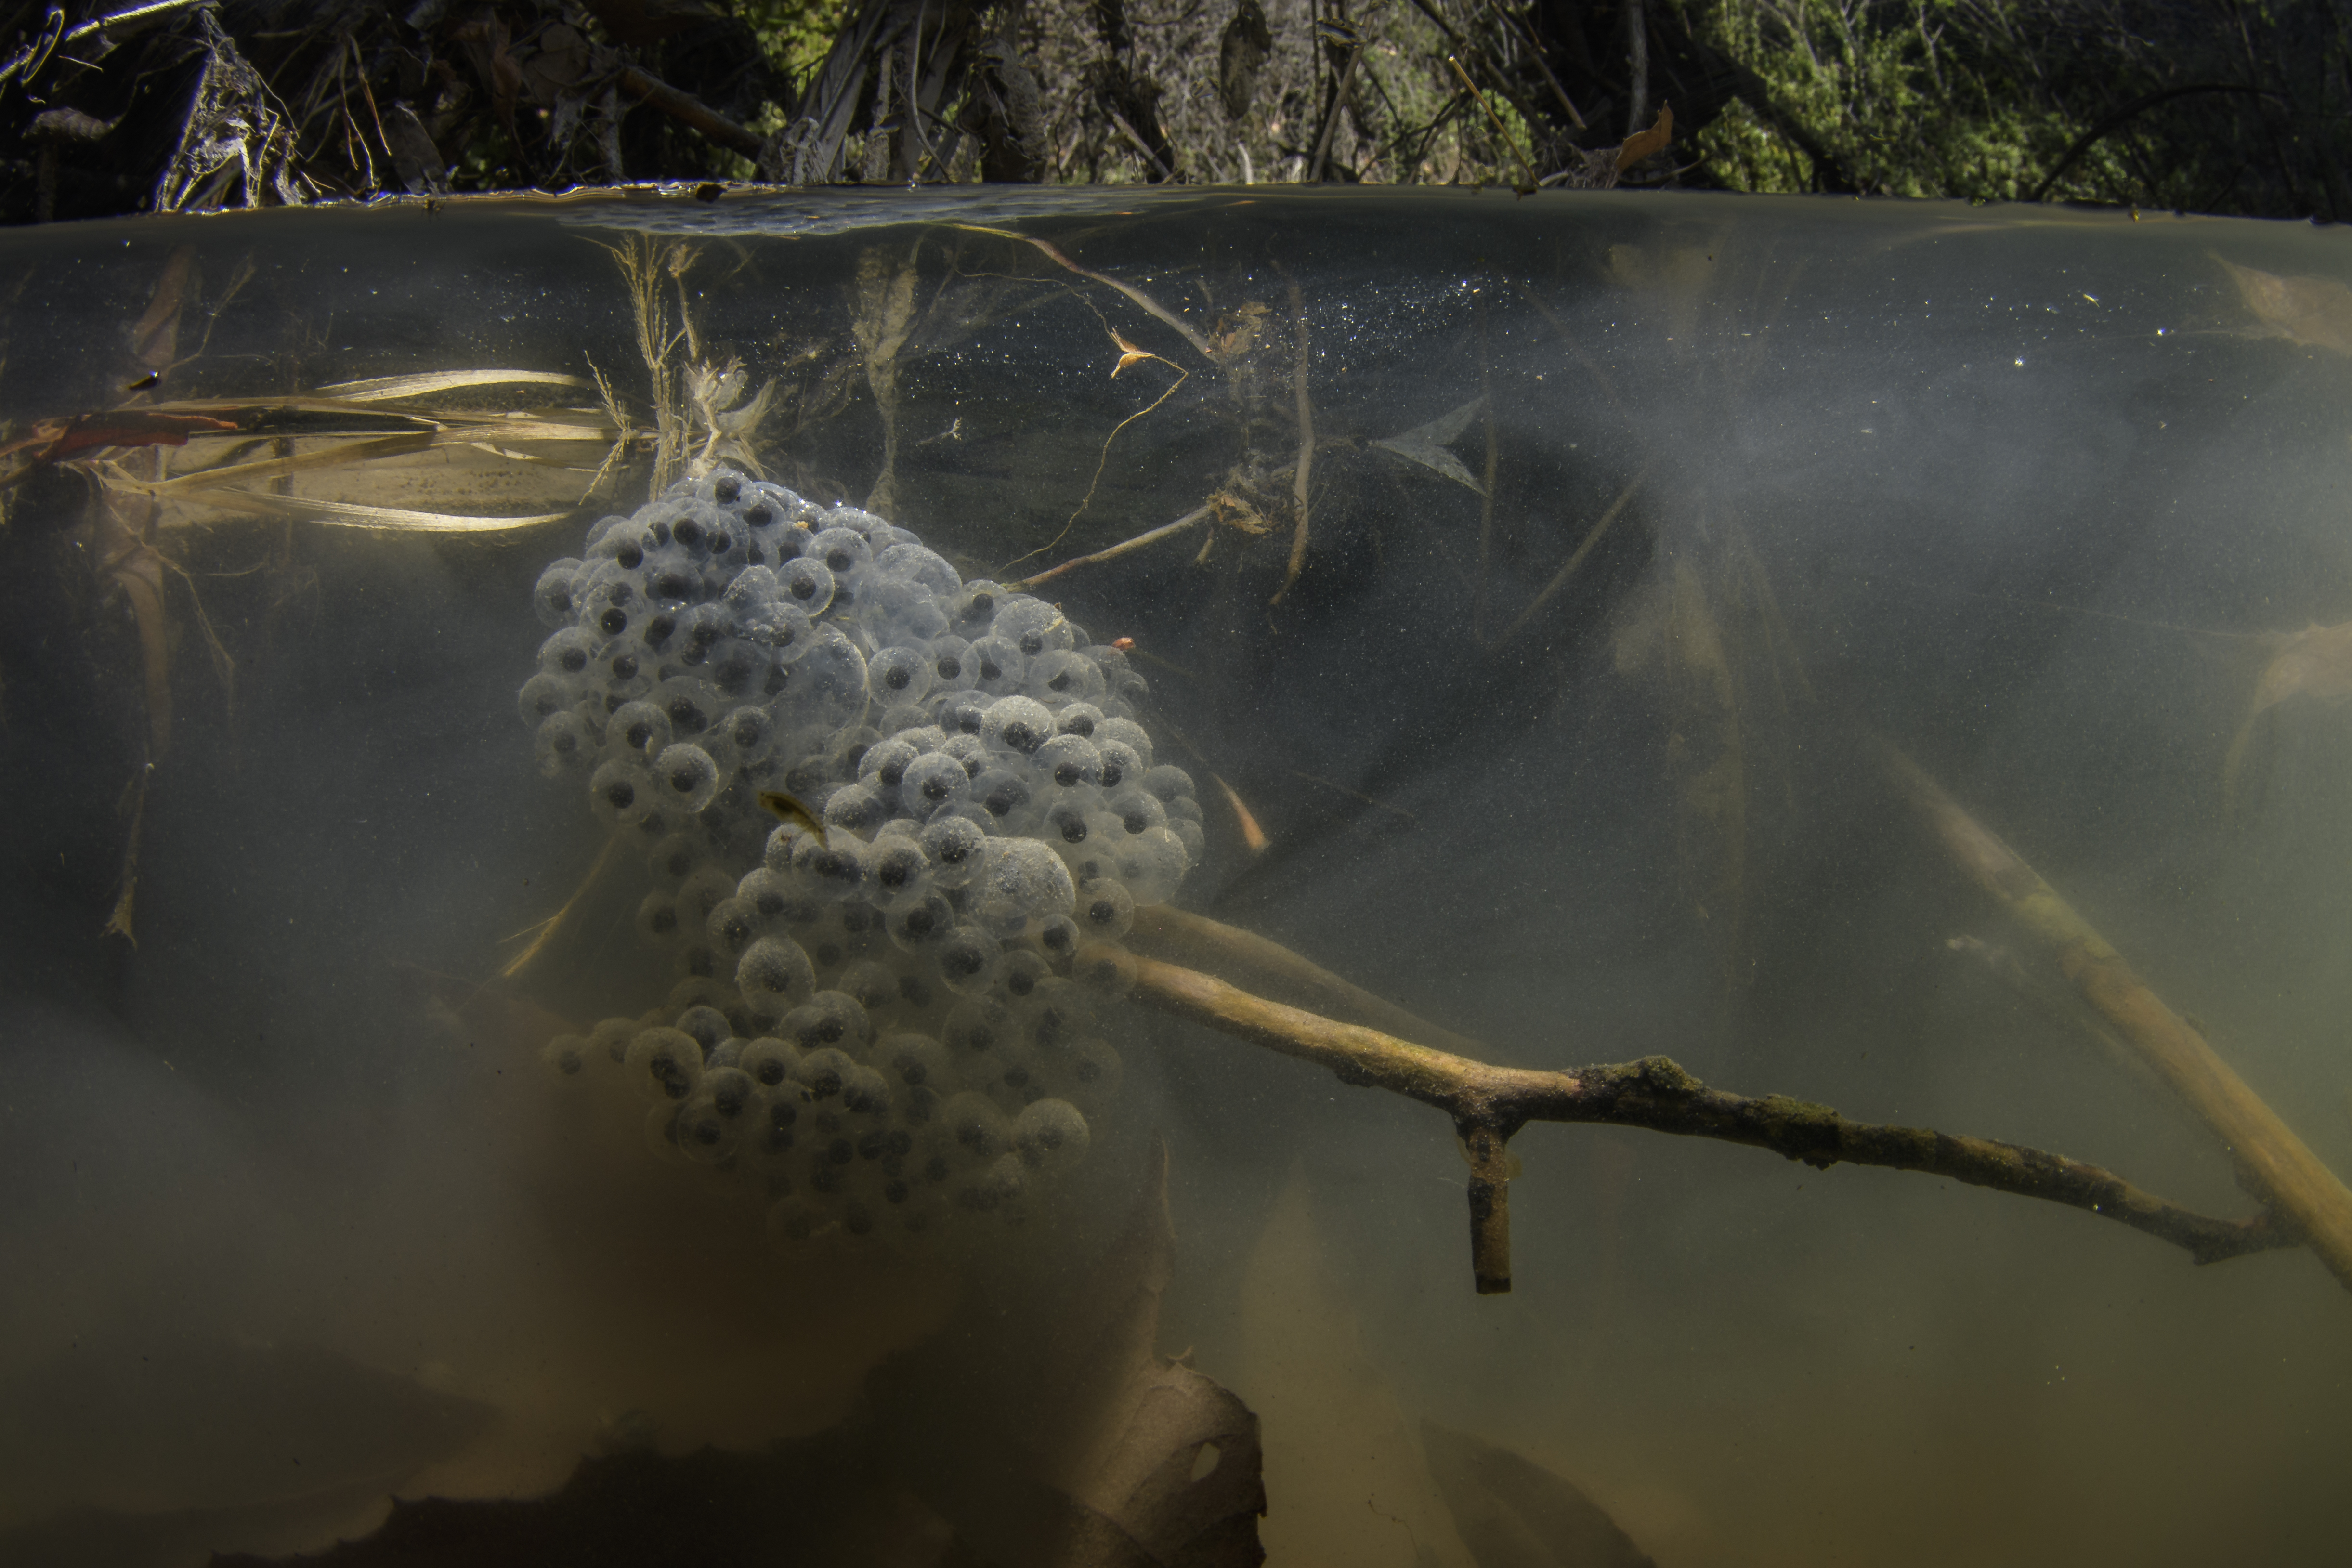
xmin=653 ymin=742 xmax=721 ymax=814
xmin=1115 ymin=826 xmax=1189 ymax=905
xmin=880 ymin=1032 xmax=952 ymax=1092
xmin=981 ymin=695 xmax=1055 ymax=757
xmin=1014 ymin=1098 xmax=1090 ymax=1177
xmin=590 ymin=1016 xmax=639 ymax=1065
xmin=863 ymin=835 xmax=931 ymax=910
xmin=677 ymin=865 xmax=739 ymax=928
xmin=674 ymin=1004 xmax=732 ymax=1054
xmin=927 ymin=634 xmax=977 ymax=692
xmin=791 ymin=1045 xmax=858 ymax=1102
xmin=1019 ymin=977 xmax=1098 ymax=1052
xmin=1034 ymin=915 xmax=1082 ymax=968
xmin=994 ymin=948 xmax=1053 ymax=1003
xmin=808 ymin=525 xmax=874 ymax=577
xmin=1055 ymin=702 xmax=1103 ymax=739
xmin=534 ymin=558 xmax=583 ymax=627
xmin=719 ymin=704 xmax=779 ymax=764
xmin=976 ymin=838 xmax=1076 ymax=926
xmin=625 ymin=1026 xmax=704 ymax=1102
xmin=917 ymin=813 xmax=987 ymax=889
xmin=1042 ymin=800 xmax=1092 ymax=849
xmin=939 ymin=1091 xmax=1011 ymax=1166
xmin=966 ymin=635 xmax=1027 ymax=697
xmin=777 ymin=555 xmax=835 ymax=614
xmin=934 ymin=925 xmax=1003 ymax=996
xmin=886 ymin=891 xmax=956 ymax=954
xmin=538 ymin=625 xmax=598 ymax=679
xmin=859 ymin=736 xmax=922 ymax=791
xmin=540 ymin=1034 xmax=590 ymax=1078
xmin=1171 ymin=818 xmax=1206 ymax=866
xmin=1096 ymin=717 xmax=1154 ymax=771
xmin=734 ymin=865 xmax=802 ymax=925
xmin=994 ymin=596 xmax=1073 ymax=656
xmin=898 ymin=753 xmax=972 ymax=822
xmin=518 ymin=672 xmax=575 ymax=730
xmin=535 ymin=709 xmax=592 ymax=775
xmin=791 ymin=832 xmax=871 ymax=902
xmin=784 ymin=991 xmax=872 ymax=1052
xmin=634 ymin=891 xmax=681 ymax=945
xmin=934 ymin=690 xmax=990 ymax=739
xmin=677 ymin=1067 xmax=758 ymax=1163
xmin=738 ymin=1036 xmax=801 ymax=1089
xmin=647 ymin=832 xmax=701 ymax=887
xmin=839 ymin=1063 xmax=894 ymax=1117
xmin=705 ymin=895 xmax=761 ymax=960
xmin=1076 ymin=876 xmax=1136 ymax=941
xmin=1027 ymin=649 xmax=1108 ymax=708
xmin=1141 ymin=764 xmax=1197 ymax=804
xmin=1033 ymin=733 xmax=1103 ymax=791
xmin=737 ymin=934 xmax=817 ymax=1014
xmin=589 ymin=759 xmax=653 ymax=827
xmin=704 ymin=1037 xmax=745 ymax=1071
xmin=976 ymin=770 xmax=1044 ymax=833
xmin=1062 ymin=1038 xmax=1124 ymax=1112
xmin=1103 ymin=786 xmax=1167 ymax=836
xmin=867 ymin=645 xmax=934 ymax=706
xmin=876 ymin=541 xmax=960 ymax=596
xmin=1093 ymin=739 xmax=1140 ymax=792
xmin=943 ymin=993 xmax=1009 ymax=1057
xmin=836 ymin=959 xmax=901 ymax=1013
xmin=821 ymin=781 xmax=891 ymax=839
xmin=603 ymin=699 xmax=671 ymax=761
xmin=963 ymin=1151 xmax=1030 ymax=1215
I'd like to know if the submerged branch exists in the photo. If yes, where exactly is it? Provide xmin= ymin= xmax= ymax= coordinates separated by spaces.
xmin=1880 ymin=740 xmax=2352 ymax=1296
xmin=1271 ymin=275 xmax=1314 ymax=605
xmin=1092 ymin=947 xmax=2297 ymax=1295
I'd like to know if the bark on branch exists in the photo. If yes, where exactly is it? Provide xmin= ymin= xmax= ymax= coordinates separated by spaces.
xmin=1088 ymin=945 xmax=2296 ymax=1296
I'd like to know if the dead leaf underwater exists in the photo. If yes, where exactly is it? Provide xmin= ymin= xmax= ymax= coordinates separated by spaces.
xmin=2217 ymin=257 xmax=2352 ymax=356
xmin=1421 ymin=1423 xmax=1657 ymax=1568
xmin=2223 ymin=619 xmax=2352 ymax=805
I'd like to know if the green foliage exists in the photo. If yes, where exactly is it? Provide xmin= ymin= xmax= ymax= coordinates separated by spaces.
xmin=739 ymin=0 xmax=859 ymax=82
xmin=1685 ymin=0 xmax=2127 ymax=201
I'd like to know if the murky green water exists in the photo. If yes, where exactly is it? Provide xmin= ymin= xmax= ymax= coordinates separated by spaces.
xmin=2 ymin=185 xmax=2349 ymax=1567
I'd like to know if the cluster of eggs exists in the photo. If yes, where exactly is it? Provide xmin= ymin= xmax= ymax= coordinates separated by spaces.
xmin=516 ymin=468 xmax=1202 ymax=1248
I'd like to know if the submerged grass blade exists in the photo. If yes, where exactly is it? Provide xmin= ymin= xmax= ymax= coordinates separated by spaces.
xmin=315 ymin=369 xmax=594 ymax=402
xmin=179 ymin=489 xmax=575 ymax=532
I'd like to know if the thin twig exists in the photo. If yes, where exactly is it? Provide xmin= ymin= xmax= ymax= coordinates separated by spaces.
xmin=1271 ymin=274 xmax=1313 ymax=605
xmin=954 ymin=225 xmax=1216 ymax=360
xmin=616 ymin=65 xmax=764 ymax=158
xmin=1013 ymin=503 xmax=1212 ymax=590
xmin=499 ymin=836 xmax=622 ymax=980
xmin=1446 ymin=54 xmax=1539 ymax=190
xmin=1309 ymin=45 xmax=1363 ymax=183
xmin=1097 ymin=947 xmax=2298 ymax=1295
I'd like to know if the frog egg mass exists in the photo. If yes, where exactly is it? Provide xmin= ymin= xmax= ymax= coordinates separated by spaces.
xmin=517 ymin=470 xmax=1195 ymax=1251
